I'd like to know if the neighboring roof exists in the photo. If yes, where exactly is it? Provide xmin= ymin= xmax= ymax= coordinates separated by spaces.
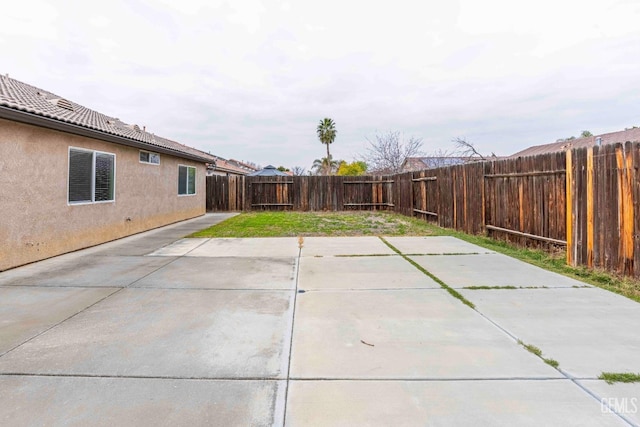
xmin=228 ymin=159 xmax=260 ymax=172
xmin=510 ymin=128 xmax=640 ymax=158
xmin=248 ymin=165 xmax=289 ymax=176
xmin=212 ymin=157 xmax=254 ymax=175
xmin=0 ymin=74 xmax=216 ymax=163
xmin=402 ymin=156 xmax=481 ymax=172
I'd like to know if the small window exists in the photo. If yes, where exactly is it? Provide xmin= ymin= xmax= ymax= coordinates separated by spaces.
xmin=68 ymin=148 xmax=115 ymax=204
xmin=178 ymin=165 xmax=196 ymax=195
xmin=140 ymin=150 xmax=160 ymax=165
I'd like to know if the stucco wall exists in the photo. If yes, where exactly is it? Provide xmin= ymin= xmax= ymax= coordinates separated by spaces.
xmin=0 ymin=118 xmax=206 ymax=271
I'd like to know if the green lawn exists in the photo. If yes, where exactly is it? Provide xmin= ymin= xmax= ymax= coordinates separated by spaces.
xmin=191 ymin=211 xmax=640 ymax=303
xmin=190 ymin=211 xmax=444 ymax=238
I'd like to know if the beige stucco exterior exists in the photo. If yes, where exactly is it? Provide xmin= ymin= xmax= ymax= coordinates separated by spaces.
xmin=0 ymin=118 xmax=206 ymax=271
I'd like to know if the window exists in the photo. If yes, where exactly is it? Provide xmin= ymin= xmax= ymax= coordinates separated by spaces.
xmin=139 ymin=150 xmax=160 ymax=165
xmin=178 ymin=165 xmax=196 ymax=195
xmin=68 ymin=148 xmax=115 ymax=204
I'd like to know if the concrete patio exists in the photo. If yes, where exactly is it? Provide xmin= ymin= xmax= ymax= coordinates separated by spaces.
xmin=0 ymin=214 xmax=639 ymax=426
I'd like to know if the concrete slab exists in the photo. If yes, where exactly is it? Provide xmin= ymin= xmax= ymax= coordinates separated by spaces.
xmin=77 ymin=213 xmax=235 ymax=256
xmin=0 ymin=289 xmax=293 ymax=379
xmin=0 ymin=255 xmax=176 ymax=287
xmin=384 ymin=236 xmax=494 ymax=254
xmin=285 ymin=380 xmax=625 ymax=426
xmin=298 ymin=256 xmax=440 ymax=290
xmin=134 ymin=257 xmax=297 ymax=290
xmin=187 ymin=238 xmax=300 ymax=258
xmin=0 ymin=287 xmax=117 ymax=354
xmin=579 ymin=380 xmax=640 ymax=425
xmin=0 ymin=214 xmax=235 ymax=271
xmin=94 ymin=237 xmax=176 ymax=256
xmin=0 ymin=252 xmax=87 ymax=284
xmin=94 ymin=236 xmax=187 ymax=256
xmin=300 ymin=236 xmax=395 ymax=256
xmin=290 ymin=290 xmax=561 ymax=379
xmin=411 ymin=254 xmax=590 ymax=288
xmin=460 ymin=288 xmax=640 ymax=378
xmin=0 ymin=376 xmax=285 ymax=427
xmin=146 ymin=238 xmax=210 ymax=256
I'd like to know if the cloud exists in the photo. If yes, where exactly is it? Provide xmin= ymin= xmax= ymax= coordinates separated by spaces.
xmin=2 ymin=0 xmax=639 ymax=168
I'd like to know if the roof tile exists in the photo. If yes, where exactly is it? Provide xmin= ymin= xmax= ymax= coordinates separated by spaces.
xmin=0 ymin=75 xmax=215 ymax=162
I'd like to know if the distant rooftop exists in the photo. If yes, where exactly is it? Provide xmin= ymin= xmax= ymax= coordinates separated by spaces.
xmin=248 ymin=165 xmax=290 ymax=176
xmin=402 ymin=156 xmax=484 ymax=172
xmin=212 ymin=157 xmax=259 ymax=175
xmin=510 ymin=128 xmax=640 ymax=158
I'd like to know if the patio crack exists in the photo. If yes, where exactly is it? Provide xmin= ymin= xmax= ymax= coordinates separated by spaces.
xmin=280 ymin=242 xmax=302 ymax=426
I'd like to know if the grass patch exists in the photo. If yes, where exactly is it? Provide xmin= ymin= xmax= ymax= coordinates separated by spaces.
xmin=334 ymin=254 xmax=397 ymax=257
xmin=544 ymin=358 xmax=559 ymax=368
xmin=599 ymin=372 xmax=640 ymax=384
xmin=379 ymin=237 xmax=475 ymax=309
xmin=517 ymin=340 xmax=560 ymax=369
xmin=404 ymin=252 xmax=481 ymax=256
xmin=190 ymin=211 xmax=441 ymax=238
xmin=464 ymin=285 xmax=548 ymax=290
xmin=518 ymin=340 xmax=543 ymax=357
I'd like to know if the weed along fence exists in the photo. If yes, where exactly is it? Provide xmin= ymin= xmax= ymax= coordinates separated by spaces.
xmin=206 ymin=142 xmax=640 ymax=277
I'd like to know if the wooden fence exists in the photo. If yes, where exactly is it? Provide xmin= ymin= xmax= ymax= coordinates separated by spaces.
xmin=207 ymin=175 xmax=396 ymax=212
xmin=483 ymin=152 xmax=567 ymax=247
xmin=206 ymin=175 xmax=244 ymax=211
xmin=206 ymin=142 xmax=640 ymax=277
xmin=567 ymin=142 xmax=639 ymax=276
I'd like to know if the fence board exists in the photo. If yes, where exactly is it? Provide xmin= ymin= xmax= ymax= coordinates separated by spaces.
xmin=483 ymin=153 xmax=566 ymax=248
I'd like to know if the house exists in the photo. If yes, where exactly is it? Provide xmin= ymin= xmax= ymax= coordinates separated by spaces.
xmin=509 ymin=127 xmax=640 ymax=158
xmin=0 ymin=74 xmax=216 ymax=271
xmin=248 ymin=165 xmax=290 ymax=176
xmin=229 ymin=159 xmax=260 ymax=172
xmin=208 ymin=157 xmax=259 ymax=176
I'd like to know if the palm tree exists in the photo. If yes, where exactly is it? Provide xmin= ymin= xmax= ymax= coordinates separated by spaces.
xmin=316 ymin=118 xmax=337 ymax=166
xmin=311 ymin=157 xmax=339 ymax=176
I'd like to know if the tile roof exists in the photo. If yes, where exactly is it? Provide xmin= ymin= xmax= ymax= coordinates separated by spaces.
xmin=228 ymin=159 xmax=260 ymax=172
xmin=510 ymin=128 xmax=640 ymax=158
xmin=212 ymin=157 xmax=253 ymax=175
xmin=0 ymin=74 xmax=216 ymax=163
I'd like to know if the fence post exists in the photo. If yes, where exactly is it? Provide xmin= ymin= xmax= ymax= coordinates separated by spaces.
xmin=586 ymin=147 xmax=594 ymax=267
xmin=566 ymin=149 xmax=574 ymax=266
xmin=619 ymin=143 xmax=635 ymax=275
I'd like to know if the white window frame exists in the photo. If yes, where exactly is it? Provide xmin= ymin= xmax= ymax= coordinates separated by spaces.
xmin=68 ymin=147 xmax=116 ymax=205
xmin=139 ymin=150 xmax=160 ymax=165
xmin=178 ymin=164 xmax=197 ymax=196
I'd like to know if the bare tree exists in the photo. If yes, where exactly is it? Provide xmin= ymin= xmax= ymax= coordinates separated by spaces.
xmin=452 ymin=137 xmax=495 ymax=161
xmin=362 ymin=131 xmax=424 ymax=174
xmin=291 ymin=166 xmax=306 ymax=176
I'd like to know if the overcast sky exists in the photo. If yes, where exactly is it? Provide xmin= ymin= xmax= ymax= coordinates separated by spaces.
xmin=2 ymin=0 xmax=639 ymax=169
